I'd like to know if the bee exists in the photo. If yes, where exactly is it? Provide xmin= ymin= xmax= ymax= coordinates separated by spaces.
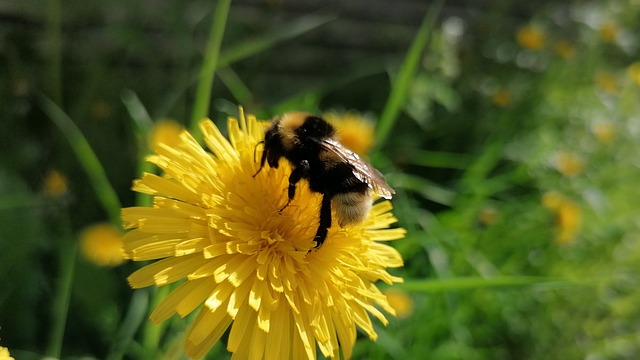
xmin=253 ymin=112 xmax=395 ymax=248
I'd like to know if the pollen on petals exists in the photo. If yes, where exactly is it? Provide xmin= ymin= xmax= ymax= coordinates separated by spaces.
xmin=121 ymin=109 xmax=405 ymax=359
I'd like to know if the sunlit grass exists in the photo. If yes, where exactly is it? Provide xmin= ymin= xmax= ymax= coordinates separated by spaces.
xmin=2 ymin=0 xmax=640 ymax=359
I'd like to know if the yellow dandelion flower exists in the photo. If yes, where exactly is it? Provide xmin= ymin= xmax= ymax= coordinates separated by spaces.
xmin=552 ymin=151 xmax=583 ymax=176
xmin=0 ymin=346 xmax=14 ymax=360
xmin=150 ymin=119 xmax=185 ymax=151
xmin=542 ymin=192 xmax=581 ymax=245
xmin=591 ymin=122 xmax=616 ymax=143
xmin=595 ymin=72 xmax=619 ymax=93
xmin=516 ymin=26 xmax=545 ymax=51
xmin=121 ymin=110 xmax=405 ymax=359
xmin=323 ymin=111 xmax=375 ymax=156
xmin=43 ymin=169 xmax=68 ymax=196
xmin=80 ymin=223 xmax=125 ymax=267
xmin=554 ymin=41 xmax=575 ymax=59
xmin=627 ymin=62 xmax=640 ymax=86
xmin=492 ymin=88 xmax=512 ymax=107
xmin=599 ymin=22 xmax=617 ymax=43
xmin=383 ymin=289 xmax=413 ymax=318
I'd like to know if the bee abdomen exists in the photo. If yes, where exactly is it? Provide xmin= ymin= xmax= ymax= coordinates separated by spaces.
xmin=333 ymin=190 xmax=372 ymax=227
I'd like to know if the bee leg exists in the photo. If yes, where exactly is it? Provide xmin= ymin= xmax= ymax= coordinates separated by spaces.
xmin=252 ymin=143 xmax=268 ymax=178
xmin=313 ymin=194 xmax=332 ymax=248
xmin=279 ymin=160 xmax=309 ymax=212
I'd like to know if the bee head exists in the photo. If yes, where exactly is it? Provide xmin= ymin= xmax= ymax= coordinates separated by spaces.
xmin=253 ymin=119 xmax=284 ymax=178
xmin=263 ymin=125 xmax=283 ymax=168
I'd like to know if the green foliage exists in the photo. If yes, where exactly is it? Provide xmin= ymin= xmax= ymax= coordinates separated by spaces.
xmin=2 ymin=0 xmax=640 ymax=359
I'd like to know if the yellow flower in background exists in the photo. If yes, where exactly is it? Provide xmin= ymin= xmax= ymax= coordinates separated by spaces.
xmin=595 ymin=72 xmax=619 ymax=93
xmin=516 ymin=25 xmax=545 ymax=50
xmin=591 ymin=122 xmax=616 ymax=143
xmin=43 ymin=169 xmax=68 ymax=196
xmin=80 ymin=223 xmax=125 ymax=267
xmin=12 ymin=78 xmax=29 ymax=97
xmin=323 ymin=111 xmax=375 ymax=156
xmin=149 ymin=119 xmax=185 ymax=151
xmin=492 ymin=88 xmax=512 ymax=107
xmin=478 ymin=206 xmax=499 ymax=226
xmin=599 ymin=22 xmax=617 ymax=43
xmin=554 ymin=41 xmax=575 ymax=59
xmin=542 ymin=192 xmax=582 ymax=245
xmin=90 ymin=100 xmax=113 ymax=121
xmin=627 ymin=62 xmax=640 ymax=86
xmin=541 ymin=191 xmax=563 ymax=209
xmin=0 ymin=346 xmax=15 ymax=360
xmin=122 ymin=110 xmax=405 ymax=359
xmin=384 ymin=289 xmax=413 ymax=318
xmin=552 ymin=151 xmax=584 ymax=176
xmin=555 ymin=201 xmax=582 ymax=245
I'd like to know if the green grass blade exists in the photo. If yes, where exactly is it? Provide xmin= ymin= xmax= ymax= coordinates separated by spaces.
xmin=142 ymin=286 xmax=171 ymax=359
xmin=388 ymin=173 xmax=456 ymax=206
xmin=217 ymin=14 xmax=336 ymax=68
xmin=46 ymin=211 xmax=76 ymax=359
xmin=0 ymin=194 xmax=42 ymax=210
xmin=407 ymin=149 xmax=474 ymax=170
xmin=375 ymin=0 xmax=444 ymax=148
xmin=189 ymin=0 xmax=232 ymax=136
xmin=159 ymin=14 xmax=334 ymax=118
xmin=106 ymin=290 xmax=149 ymax=360
xmin=46 ymin=0 xmax=63 ymax=104
xmin=121 ymin=90 xmax=156 ymax=207
xmin=217 ymin=66 xmax=254 ymax=105
xmin=40 ymin=95 xmax=122 ymax=225
xmin=121 ymin=89 xmax=154 ymax=134
xmin=396 ymin=276 xmax=597 ymax=293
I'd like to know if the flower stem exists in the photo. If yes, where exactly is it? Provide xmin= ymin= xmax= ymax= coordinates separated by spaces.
xmin=189 ymin=0 xmax=232 ymax=138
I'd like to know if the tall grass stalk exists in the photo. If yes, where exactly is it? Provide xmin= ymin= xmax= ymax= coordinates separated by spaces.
xmin=189 ymin=0 xmax=232 ymax=137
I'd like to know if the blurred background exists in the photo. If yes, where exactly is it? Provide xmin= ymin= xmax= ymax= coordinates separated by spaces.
xmin=2 ymin=0 xmax=640 ymax=359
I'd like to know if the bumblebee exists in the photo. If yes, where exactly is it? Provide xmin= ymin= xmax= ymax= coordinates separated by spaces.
xmin=254 ymin=112 xmax=395 ymax=248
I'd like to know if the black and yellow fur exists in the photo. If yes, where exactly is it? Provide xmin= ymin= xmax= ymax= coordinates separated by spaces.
xmin=254 ymin=112 xmax=393 ymax=248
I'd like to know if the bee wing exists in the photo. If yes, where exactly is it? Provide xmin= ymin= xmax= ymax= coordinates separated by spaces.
xmin=318 ymin=138 xmax=395 ymax=199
